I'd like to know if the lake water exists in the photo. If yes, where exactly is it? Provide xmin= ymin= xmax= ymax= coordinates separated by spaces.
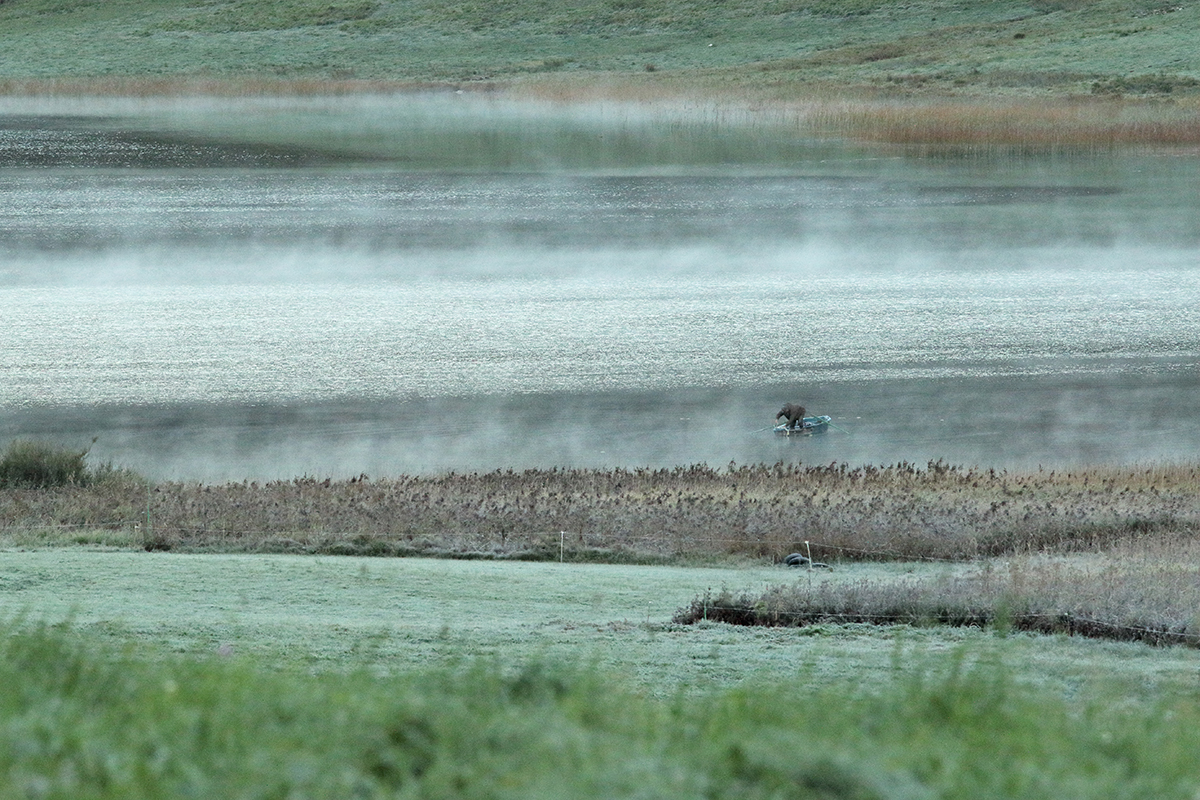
xmin=2 ymin=96 xmax=1198 ymax=480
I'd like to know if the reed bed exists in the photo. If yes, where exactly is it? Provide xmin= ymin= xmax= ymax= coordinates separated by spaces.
xmin=463 ymin=79 xmax=1200 ymax=151
xmin=4 ymin=461 xmax=1200 ymax=563
xmin=676 ymin=537 xmax=1200 ymax=646
xmin=795 ymin=96 xmax=1200 ymax=151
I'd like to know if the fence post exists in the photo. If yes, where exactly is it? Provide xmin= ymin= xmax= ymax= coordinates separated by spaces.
xmin=805 ymin=539 xmax=813 ymax=591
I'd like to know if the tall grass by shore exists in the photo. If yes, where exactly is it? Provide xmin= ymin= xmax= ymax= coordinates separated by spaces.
xmin=794 ymin=95 xmax=1200 ymax=150
xmin=4 ymin=460 xmax=1199 ymax=563
xmin=512 ymin=79 xmax=1200 ymax=150
xmin=676 ymin=537 xmax=1200 ymax=647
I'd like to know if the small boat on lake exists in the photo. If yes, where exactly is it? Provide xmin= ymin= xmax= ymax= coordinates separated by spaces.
xmin=773 ymin=415 xmax=832 ymax=435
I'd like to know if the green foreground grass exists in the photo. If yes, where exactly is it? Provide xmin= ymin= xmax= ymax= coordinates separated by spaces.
xmin=3 ymin=0 xmax=1200 ymax=101
xmin=4 ymin=554 xmax=1200 ymax=798
xmin=5 ymin=623 xmax=1200 ymax=800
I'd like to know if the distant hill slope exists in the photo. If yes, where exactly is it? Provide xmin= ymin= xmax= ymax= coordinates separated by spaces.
xmin=1 ymin=0 xmax=1198 ymax=97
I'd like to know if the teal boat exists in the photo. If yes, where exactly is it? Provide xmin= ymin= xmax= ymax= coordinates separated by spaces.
xmin=773 ymin=415 xmax=832 ymax=435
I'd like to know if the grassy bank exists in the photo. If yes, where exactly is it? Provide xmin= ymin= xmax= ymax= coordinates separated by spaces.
xmin=3 ymin=0 xmax=1200 ymax=101
xmin=5 ymin=461 xmax=1199 ymax=563
xmin=4 ymin=619 xmax=1200 ymax=799
xmin=678 ymin=539 xmax=1200 ymax=647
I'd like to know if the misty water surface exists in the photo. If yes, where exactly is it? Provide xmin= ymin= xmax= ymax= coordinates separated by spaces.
xmin=1 ymin=96 xmax=1198 ymax=480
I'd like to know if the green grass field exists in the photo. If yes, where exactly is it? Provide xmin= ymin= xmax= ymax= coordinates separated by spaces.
xmin=4 ymin=550 xmax=1200 ymax=797
xmin=2 ymin=0 xmax=1200 ymax=99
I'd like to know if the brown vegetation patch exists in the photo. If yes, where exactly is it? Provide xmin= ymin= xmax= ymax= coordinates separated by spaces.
xmin=4 ymin=461 xmax=1200 ymax=563
xmin=800 ymin=97 xmax=1200 ymax=150
xmin=514 ymin=80 xmax=1200 ymax=149
xmin=676 ymin=543 xmax=1200 ymax=646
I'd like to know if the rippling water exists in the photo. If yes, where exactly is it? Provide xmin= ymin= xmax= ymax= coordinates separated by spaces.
xmin=3 ymin=99 xmax=1199 ymax=479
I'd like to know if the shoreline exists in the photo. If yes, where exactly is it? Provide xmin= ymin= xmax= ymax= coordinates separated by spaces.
xmin=2 ymin=76 xmax=1198 ymax=150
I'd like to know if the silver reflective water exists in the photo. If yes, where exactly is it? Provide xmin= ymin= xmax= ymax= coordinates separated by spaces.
xmin=2 ymin=98 xmax=1198 ymax=480
xmin=5 ymin=267 xmax=1198 ymax=403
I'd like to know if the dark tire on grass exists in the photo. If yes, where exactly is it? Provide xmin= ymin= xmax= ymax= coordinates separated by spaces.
xmin=785 ymin=553 xmax=831 ymax=568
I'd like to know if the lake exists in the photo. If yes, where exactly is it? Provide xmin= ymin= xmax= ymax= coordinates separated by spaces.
xmin=2 ymin=95 xmax=1198 ymax=480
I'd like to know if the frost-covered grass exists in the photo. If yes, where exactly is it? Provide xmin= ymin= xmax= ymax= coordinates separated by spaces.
xmin=4 ymin=549 xmax=1200 ymax=701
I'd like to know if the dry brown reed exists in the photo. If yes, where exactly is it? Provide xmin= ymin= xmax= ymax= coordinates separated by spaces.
xmin=3 ymin=461 xmax=1200 ymax=562
xmin=512 ymin=79 xmax=1200 ymax=150
xmin=801 ymin=97 xmax=1200 ymax=150
xmin=676 ymin=538 xmax=1200 ymax=647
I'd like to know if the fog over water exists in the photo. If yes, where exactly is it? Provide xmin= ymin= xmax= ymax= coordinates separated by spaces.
xmin=2 ymin=97 xmax=1199 ymax=480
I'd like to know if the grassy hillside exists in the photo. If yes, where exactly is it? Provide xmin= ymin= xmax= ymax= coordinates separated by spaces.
xmin=1 ymin=0 xmax=1199 ymax=97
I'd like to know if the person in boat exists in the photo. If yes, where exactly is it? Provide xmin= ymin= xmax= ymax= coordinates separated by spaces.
xmin=776 ymin=402 xmax=806 ymax=430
